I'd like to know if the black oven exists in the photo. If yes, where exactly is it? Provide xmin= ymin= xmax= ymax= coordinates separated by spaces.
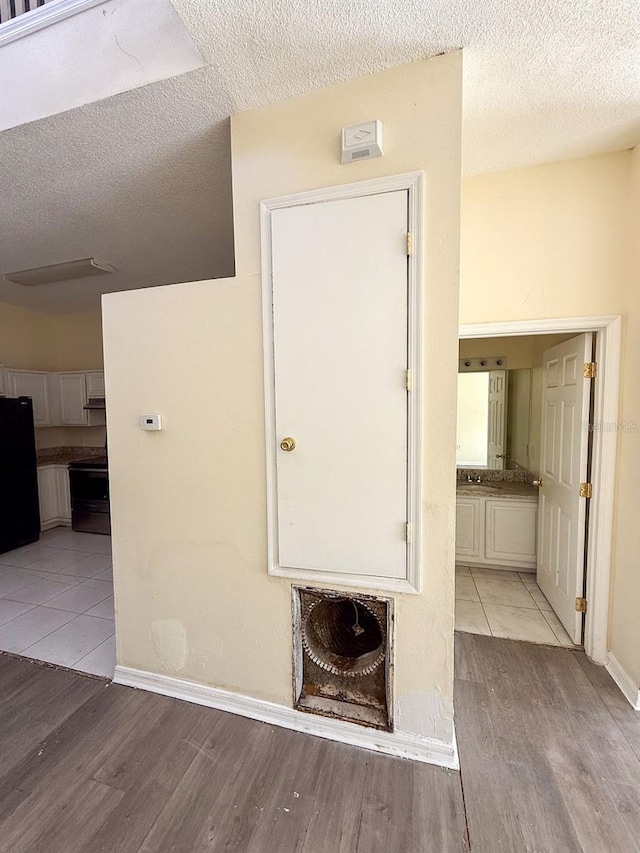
xmin=69 ymin=458 xmax=110 ymax=535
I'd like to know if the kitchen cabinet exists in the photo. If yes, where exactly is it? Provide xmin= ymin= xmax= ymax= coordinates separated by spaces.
xmin=86 ymin=371 xmax=105 ymax=397
xmin=0 ymin=366 xmax=6 ymax=396
xmin=456 ymin=495 xmax=538 ymax=569
xmin=6 ymin=369 xmax=106 ymax=428
xmin=6 ymin=370 xmax=52 ymax=426
xmin=51 ymin=372 xmax=89 ymax=426
xmin=37 ymin=465 xmax=71 ymax=530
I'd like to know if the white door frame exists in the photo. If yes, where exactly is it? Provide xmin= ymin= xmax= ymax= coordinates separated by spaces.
xmin=260 ymin=171 xmax=425 ymax=594
xmin=459 ymin=315 xmax=622 ymax=665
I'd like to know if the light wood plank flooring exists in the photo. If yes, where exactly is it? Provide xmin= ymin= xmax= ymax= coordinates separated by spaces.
xmin=1 ymin=635 xmax=638 ymax=852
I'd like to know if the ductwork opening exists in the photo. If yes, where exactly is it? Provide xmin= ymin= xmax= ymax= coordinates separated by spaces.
xmin=302 ymin=598 xmax=384 ymax=677
xmin=293 ymin=587 xmax=392 ymax=731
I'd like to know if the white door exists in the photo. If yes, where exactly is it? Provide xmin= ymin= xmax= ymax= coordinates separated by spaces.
xmin=537 ymin=333 xmax=593 ymax=642
xmin=270 ymin=190 xmax=409 ymax=579
xmin=487 ymin=369 xmax=508 ymax=469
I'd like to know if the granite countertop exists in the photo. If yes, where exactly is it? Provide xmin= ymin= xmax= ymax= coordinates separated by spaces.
xmin=456 ymin=481 xmax=539 ymax=500
xmin=37 ymin=446 xmax=106 ymax=466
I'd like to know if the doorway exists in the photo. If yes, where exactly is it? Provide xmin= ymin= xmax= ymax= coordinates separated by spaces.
xmin=455 ymin=316 xmax=621 ymax=666
xmin=455 ymin=332 xmax=585 ymax=647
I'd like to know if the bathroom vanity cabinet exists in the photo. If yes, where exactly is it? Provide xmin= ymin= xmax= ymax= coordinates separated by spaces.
xmin=455 ymin=493 xmax=538 ymax=569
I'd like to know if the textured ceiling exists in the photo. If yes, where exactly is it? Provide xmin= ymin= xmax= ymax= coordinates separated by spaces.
xmin=1 ymin=0 xmax=639 ymax=312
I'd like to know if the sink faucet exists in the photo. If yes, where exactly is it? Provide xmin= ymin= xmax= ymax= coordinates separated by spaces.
xmin=466 ymin=474 xmax=483 ymax=483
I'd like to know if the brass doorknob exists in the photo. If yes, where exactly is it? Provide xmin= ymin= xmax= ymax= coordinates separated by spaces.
xmin=280 ymin=437 xmax=296 ymax=452
xmin=533 ymin=479 xmax=543 ymax=487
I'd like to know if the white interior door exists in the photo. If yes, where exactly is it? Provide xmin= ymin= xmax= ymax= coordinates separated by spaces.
xmin=487 ymin=369 xmax=508 ymax=469
xmin=270 ymin=190 xmax=409 ymax=579
xmin=537 ymin=333 xmax=593 ymax=642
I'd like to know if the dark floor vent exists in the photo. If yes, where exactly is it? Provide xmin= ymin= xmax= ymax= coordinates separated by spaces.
xmin=293 ymin=587 xmax=393 ymax=731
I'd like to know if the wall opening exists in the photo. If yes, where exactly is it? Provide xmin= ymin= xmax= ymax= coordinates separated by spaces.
xmin=293 ymin=587 xmax=393 ymax=731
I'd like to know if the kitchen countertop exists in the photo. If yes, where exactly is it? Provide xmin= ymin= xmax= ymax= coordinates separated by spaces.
xmin=37 ymin=446 xmax=106 ymax=466
xmin=456 ymin=481 xmax=539 ymax=500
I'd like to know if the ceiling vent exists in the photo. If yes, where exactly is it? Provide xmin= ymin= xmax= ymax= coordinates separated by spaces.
xmin=4 ymin=258 xmax=116 ymax=286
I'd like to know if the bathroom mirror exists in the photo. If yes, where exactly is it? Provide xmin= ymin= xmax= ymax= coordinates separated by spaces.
xmin=456 ymin=368 xmax=531 ymax=470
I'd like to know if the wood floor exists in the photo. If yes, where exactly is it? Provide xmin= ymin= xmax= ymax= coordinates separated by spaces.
xmin=0 ymin=635 xmax=638 ymax=852
xmin=455 ymin=632 xmax=640 ymax=853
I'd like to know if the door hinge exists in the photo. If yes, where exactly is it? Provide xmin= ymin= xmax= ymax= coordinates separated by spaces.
xmin=405 ymin=522 xmax=411 ymax=544
xmin=575 ymin=597 xmax=587 ymax=613
xmin=406 ymin=232 xmax=413 ymax=256
xmin=583 ymin=362 xmax=598 ymax=379
xmin=406 ymin=369 xmax=412 ymax=392
xmin=579 ymin=482 xmax=593 ymax=499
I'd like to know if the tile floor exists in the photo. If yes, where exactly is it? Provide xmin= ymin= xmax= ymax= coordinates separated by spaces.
xmin=455 ymin=564 xmax=580 ymax=648
xmin=0 ymin=527 xmax=115 ymax=677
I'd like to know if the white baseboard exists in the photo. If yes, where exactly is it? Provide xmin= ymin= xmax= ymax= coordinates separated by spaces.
xmin=40 ymin=517 xmax=71 ymax=532
xmin=606 ymin=654 xmax=640 ymax=710
xmin=114 ymin=665 xmax=459 ymax=769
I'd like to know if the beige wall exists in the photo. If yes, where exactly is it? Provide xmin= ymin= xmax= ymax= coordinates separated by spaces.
xmin=460 ymin=149 xmax=640 ymax=686
xmin=610 ymin=145 xmax=640 ymax=688
xmin=0 ymin=303 xmax=103 ymax=371
xmin=458 ymin=335 xmax=573 ymax=370
xmin=103 ymin=52 xmax=463 ymax=746
xmin=0 ymin=302 xmax=52 ymax=370
xmin=50 ymin=311 xmax=104 ymax=370
xmin=459 ymin=336 xmax=534 ymax=370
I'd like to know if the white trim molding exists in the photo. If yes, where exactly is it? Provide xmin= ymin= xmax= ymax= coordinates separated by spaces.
xmin=0 ymin=0 xmax=108 ymax=47
xmin=606 ymin=655 xmax=640 ymax=711
xmin=459 ymin=315 xmax=622 ymax=666
xmin=260 ymin=171 xmax=425 ymax=596
xmin=114 ymin=665 xmax=459 ymax=769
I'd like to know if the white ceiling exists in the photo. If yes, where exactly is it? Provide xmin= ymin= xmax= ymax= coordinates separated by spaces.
xmin=1 ymin=0 xmax=639 ymax=313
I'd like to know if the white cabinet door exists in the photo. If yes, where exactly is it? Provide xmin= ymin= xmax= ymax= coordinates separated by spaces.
xmin=56 ymin=466 xmax=71 ymax=523
xmin=37 ymin=465 xmax=71 ymax=529
xmin=86 ymin=371 xmax=105 ymax=397
xmin=485 ymin=499 xmax=538 ymax=567
xmin=456 ymin=494 xmax=538 ymax=568
xmin=57 ymin=373 xmax=88 ymax=425
xmin=6 ymin=370 xmax=51 ymax=426
xmin=37 ymin=467 xmax=59 ymax=529
xmin=455 ymin=498 xmax=482 ymax=559
xmin=0 ymin=365 xmax=6 ymax=396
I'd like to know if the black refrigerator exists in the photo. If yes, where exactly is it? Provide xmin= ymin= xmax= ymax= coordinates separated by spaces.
xmin=0 ymin=397 xmax=40 ymax=554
